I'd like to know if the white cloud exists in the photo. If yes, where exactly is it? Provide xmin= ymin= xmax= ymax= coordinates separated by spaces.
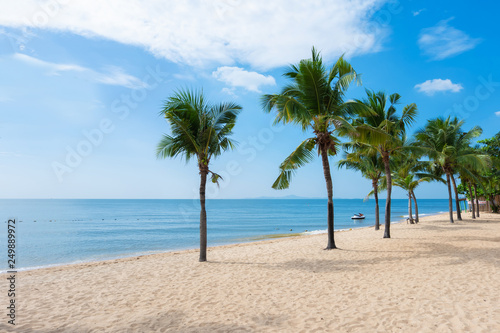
xmin=418 ymin=18 xmax=481 ymax=60
xmin=495 ymin=111 xmax=500 ymax=117
xmin=212 ymin=66 xmax=275 ymax=93
xmin=13 ymin=53 xmax=147 ymax=89
xmin=173 ymin=73 xmax=195 ymax=81
xmin=414 ymin=78 xmax=463 ymax=96
xmin=412 ymin=9 xmax=425 ymax=16
xmin=14 ymin=53 xmax=86 ymax=73
xmin=221 ymin=87 xmax=237 ymax=97
xmin=93 ymin=66 xmax=147 ymax=88
xmin=0 ymin=0 xmax=389 ymax=70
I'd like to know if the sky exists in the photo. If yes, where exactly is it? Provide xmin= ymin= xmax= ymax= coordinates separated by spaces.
xmin=0 ymin=0 xmax=499 ymax=200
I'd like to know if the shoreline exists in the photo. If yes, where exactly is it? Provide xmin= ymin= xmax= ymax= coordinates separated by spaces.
xmin=3 ymin=211 xmax=437 ymax=274
xmin=0 ymin=210 xmax=483 ymax=275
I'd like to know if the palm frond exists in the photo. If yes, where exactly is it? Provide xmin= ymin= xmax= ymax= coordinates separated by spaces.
xmin=158 ymin=88 xmax=241 ymax=170
xmin=272 ymin=138 xmax=316 ymax=189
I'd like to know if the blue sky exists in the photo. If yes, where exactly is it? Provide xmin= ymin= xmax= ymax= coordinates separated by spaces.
xmin=0 ymin=0 xmax=498 ymax=199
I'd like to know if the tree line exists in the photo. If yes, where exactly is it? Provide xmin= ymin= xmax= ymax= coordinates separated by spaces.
xmin=156 ymin=48 xmax=499 ymax=262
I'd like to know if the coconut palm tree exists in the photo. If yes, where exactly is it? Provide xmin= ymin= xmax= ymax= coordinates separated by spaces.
xmin=478 ymin=132 xmax=500 ymax=213
xmin=458 ymin=145 xmax=492 ymax=219
xmin=338 ymin=149 xmax=384 ymax=230
xmin=415 ymin=117 xmax=489 ymax=223
xmin=349 ymin=90 xmax=418 ymax=238
xmin=157 ymin=88 xmax=241 ymax=262
xmin=388 ymin=155 xmax=437 ymax=223
xmin=262 ymin=47 xmax=361 ymax=249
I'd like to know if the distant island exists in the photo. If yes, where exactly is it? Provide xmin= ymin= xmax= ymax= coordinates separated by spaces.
xmin=253 ymin=195 xmax=322 ymax=200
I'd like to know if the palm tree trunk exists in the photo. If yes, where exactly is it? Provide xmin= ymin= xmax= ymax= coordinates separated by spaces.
xmin=199 ymin=168 xmax=208 ymax=262
xmin=412 ymin=191 xmax=419 ymax=223
xmin=489 ymin=194 xmax=499 ymax=213
xmin=320 ymin=146 xmax=336 ymax=249
xmin=382 ymin=152 xmax=392 ymax=238
xmin=474 ymin=184 xmax=480 ymax=217
xmin=468 ymin=182 xmax=476 ymax=219
xmin=373 ymin=180 xmax=380 ymax=231
xmin=408 ymin=192 xmax=414 ymax=224
xmin=446 ymin=172 xmax=454 ymax=223
xmin=450 ymin=174 xmax=462 ymax=220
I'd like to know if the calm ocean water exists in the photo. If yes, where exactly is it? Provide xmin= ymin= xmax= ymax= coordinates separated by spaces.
xmin=0 ymin=199 xmax=450 ymax=271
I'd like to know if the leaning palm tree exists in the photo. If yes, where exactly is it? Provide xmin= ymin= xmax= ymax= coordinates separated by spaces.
xmin=338 ymin=149 xmax=384 ymax=230
xmin=262 ymin=47 xmax=361 ymax=249
xmin=349 ymin=91 xmax=418 ymax=238
xmin=415 ymin=117 xmax=489 ymax=223
xmin=157 ymin=88 xmax=241 ymax=262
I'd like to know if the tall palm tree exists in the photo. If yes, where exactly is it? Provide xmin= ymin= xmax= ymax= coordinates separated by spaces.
xmin=262 ymin=47 xmax=361 ymax=249
xmin=458 ymin=146 xmax=491 ymax=219
xmin=338 ymin=150 xmax=384 ymax=230
xmin=478 ymin=132 xmax=500 ymax=213
xmin=157 ymin=88 xmax=241 ymax=262
xmin=415 ymin=117 xmax=489 ymax=223
xmin=350 ymin=91 xmax=418 ymax=238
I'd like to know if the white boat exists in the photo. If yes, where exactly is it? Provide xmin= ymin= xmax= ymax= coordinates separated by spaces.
xmin=351 ymin=213 xmax=365 ymax=220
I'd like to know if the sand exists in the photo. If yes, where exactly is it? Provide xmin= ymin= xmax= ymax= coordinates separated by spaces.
xmin=2 ymin=212 xmax=499 ymax=332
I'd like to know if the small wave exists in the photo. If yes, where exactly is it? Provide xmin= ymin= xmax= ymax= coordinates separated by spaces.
xmin=303 ymin=229 xmax=327 ymax=235
xmin=0 ymin=262 xmax=77 ymax=274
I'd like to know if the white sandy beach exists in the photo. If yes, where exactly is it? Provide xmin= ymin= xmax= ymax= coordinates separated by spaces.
xmin=3 ymin=212 xmax=500 ymax=332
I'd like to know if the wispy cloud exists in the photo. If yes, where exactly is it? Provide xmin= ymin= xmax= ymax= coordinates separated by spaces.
xmin=0 ymin=152 xmax=32 ymax=158
xmin=14 ymin=53 xmax=86 ymax=73
xmin=212 ymin=66 xmax=275 ymax=93
xmin=413 ymin=9 xmax=425 ymax=16
xmin=495 ymin=111 xmax=500 ymax=117
xmin=173 ymin=73 xmax=195 ymax=81
xmin=221 ymin=87 xmax=237 ymax=97
xmin=418 ymin=18 xmax=481 ymax=60
xmin=414 ymin=78 xmax=463 ymax=96
xmin=13 ymin=53 xmax=147 ymax=89
xmin=0 ymin=0 xmax=390 ymax=70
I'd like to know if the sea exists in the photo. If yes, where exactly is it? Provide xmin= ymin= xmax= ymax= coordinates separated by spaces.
xmin=0 ymin=198 xmax=450 ymax=272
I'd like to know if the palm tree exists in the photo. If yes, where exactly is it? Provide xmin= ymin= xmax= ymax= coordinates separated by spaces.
xmin=338 ymin=150 xmax=384 ymax=230
xmin=262 ymin=47 xmax=361 ymax=249
xmin=458 ymin=146 xmax=491 ymax=219
xmin=388 ymin=155 xmax=436 ymax=223
xmin=157 ymin=88 xmax=241 ymax=262
xmin=415 ymin=117 xmax=489 ymax=223
xmin=350 ymin=91 xmax=418 ymax=238
xmin=478 ymin=132 xmax=500 ymax=213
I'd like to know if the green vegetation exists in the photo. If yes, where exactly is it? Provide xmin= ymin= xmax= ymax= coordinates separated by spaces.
xmin=157 ymin=88 xmax=241 ymax=262
xmin=338 ymin=148 xmax=384 ymax=230
xmin=348 ymin=91 xmax=418 ymax=238
xmin=261 ymin=47 xmax=361 ymax=249
xmin=158 ymin=48 xmax=499 ymax=259
xmin=415 ymin=117 xmax=491 ymax=222
xmin=458 ymin=132 xmax=500 ymax=213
